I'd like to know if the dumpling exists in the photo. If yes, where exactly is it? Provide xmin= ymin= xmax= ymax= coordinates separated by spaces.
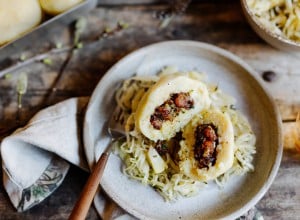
xmin=179 ymin=109 xmax=234 ymax=181
xmin=39 ymin=0 xmax=83 ymax=15
xmin=135 ymin=74 xmax=210 ymax=141
xmin=0 ymin=0 xmax=42 ymax=45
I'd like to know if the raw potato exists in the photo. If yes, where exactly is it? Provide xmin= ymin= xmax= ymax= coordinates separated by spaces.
xmin=135 ymin=74 xmax=211 ymax=141
xmin=179 ymin=109 xmax=234 ymax=181
xmin=0 ymin=0 xmax=42 ymax=46
xmin=39 ymin=0 xmax=84 ymax=15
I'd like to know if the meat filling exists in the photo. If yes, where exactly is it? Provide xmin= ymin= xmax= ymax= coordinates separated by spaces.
xmin=194 ymin=124 xmax=218 ymax=169
xmin=155 ymin=132 xmax=182 ymax=163
xmin=150 ymin=92 xmax=194 ymax=130
xmin=155 ymin=140 xmax=168 ymax=155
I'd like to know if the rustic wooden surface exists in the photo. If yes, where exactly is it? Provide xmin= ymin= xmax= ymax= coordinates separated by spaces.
xmin=1 ymin=0 xmax=300 ymax=219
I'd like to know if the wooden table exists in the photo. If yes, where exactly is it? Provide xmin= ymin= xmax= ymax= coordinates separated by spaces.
xmin=0 ymin=0 xmax=300 ymax=219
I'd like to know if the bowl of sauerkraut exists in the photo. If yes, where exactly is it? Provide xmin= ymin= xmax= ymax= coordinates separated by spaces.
xmin=241 ymin=0 xmax=300 ymax=52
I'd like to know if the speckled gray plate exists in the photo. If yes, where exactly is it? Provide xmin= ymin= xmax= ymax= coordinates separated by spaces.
xmin=84 ymin=41 xmax=282 ymax=220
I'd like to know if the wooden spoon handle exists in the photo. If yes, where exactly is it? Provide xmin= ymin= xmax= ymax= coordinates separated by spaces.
xmin=69 ymin=152 xmax=109 ymax=220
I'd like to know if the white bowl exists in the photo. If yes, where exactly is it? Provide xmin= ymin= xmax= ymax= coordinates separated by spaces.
xmin=240 ymin=0 xmax=300 ymax=52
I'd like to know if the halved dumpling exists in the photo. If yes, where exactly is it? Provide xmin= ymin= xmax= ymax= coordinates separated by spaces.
xmin=135 ymin=74 xmax=210 ymax=141
xmin=179 ymin=109 xmax=234 ymax=181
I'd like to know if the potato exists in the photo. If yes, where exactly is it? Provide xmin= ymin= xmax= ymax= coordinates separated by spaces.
xmin=135 ymin=74 xmax=211 ymax=141
xmin=39 ymin=0 xmax=84 ymax=15
xmin=179 ymin=109 xmax=234 ymax=181
xmin=0 ymin=0 xmax=42 ymax=46
xmin=147 ymin=147 xmax=167 ymax=174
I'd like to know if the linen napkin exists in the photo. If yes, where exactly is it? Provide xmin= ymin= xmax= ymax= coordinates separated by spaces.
xmin=1 ymin=97 xmax=262 ymax=219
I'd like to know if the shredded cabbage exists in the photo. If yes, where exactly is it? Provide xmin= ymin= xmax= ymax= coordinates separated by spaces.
xmin=247 ymin=0 xmax=300 ymax=42
xmin=113 ymin=69 xmax=256 ymax=201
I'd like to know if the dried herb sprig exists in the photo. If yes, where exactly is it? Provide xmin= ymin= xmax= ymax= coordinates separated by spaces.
xmin=74 ymin=17 xmax=87 ymax=48
xmin=156 ymin=0 xmax=192 ymax=28
xmin=41 ymin=18 xmax=88 ymax=106
xmin=98 ymin=21 xmax=130 ymax=40
xmin=16 ymin=72 xmax=28 ymax=109
xmin=0 ymin=19 xmax=130 ymax=78
xmin=0 ymin=47 xmax=71 ymax=79
xmin=0 ymin=17 xmax=130 ymax=135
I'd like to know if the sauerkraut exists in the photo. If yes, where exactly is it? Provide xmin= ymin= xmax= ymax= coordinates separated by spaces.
xmin=113 ymin=68 xmax=256 ymax=201
xmin=247 ymin=0 xmax=300 ymax=42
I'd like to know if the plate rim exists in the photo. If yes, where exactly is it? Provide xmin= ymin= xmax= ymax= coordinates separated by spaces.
xmin=83 ymin=40 xmax=283 ymax=219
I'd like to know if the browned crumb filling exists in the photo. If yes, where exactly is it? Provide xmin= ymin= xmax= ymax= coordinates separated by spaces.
xmin=150 ymin=92 xmax=194 ymax=130
xmin=194 ymin=123 xmax=219 ymax=169
xmin=154 ymin=132 xmax=182 ymax=163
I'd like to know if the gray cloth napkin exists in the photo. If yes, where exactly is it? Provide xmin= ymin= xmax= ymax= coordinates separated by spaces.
xmin=0 ymin=97 xmax=262 ymax=219
xmin=1 ymin=97 xmax=132 ymax=219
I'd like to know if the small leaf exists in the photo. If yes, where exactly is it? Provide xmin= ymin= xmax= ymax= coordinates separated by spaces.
xmin=160 ymin=16 xmax=174 ymax=29
xmin=76 ymin=42 xmax=83 ymax=49
xmin=4 ymin=73 xmax=12 ymax=79
xmin=32 ymin=185 xmax=47 ymax=198
xmin=20 ymin=54 xmax=27 ymax=61
xmin=74 ymin=17 xmax=87 ymax=45
xmin=17 ymin=72 xmax=28 ymax=109
xmin=118 ymin=21 xmax=129 ymax=29
xmin=55 ymin=42 xmax=63 ymax=49
xmin=75 ymin=17 xmax=87 ymax=32
xmin=17 ymin=73 xmax=28 ymax=95
xmin=42 ymin=58 xmax=52 ymax=65
xmin=104 ymin=27 xmax=112 ymax=33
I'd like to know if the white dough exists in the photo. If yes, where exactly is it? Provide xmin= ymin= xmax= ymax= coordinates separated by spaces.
xmin=135 ymin=74 xmax=211 ymax=141
xmin=0 ymin=0 xmax=42 ymax=45
xmin=179 ymin=109 xmax=234 ymax=181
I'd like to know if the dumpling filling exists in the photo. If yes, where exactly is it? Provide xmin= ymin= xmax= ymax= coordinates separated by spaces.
xmin=150 ymin=92 xmax=194 ymax=130
xmin=194 ymin=124 xmax=218 ymax=169
xmin=179 ymin=109 xmax=234 ymax=181
xmin=135 ymin=74 xmax=210 ymax=141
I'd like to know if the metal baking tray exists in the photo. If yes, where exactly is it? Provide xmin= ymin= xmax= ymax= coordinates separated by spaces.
xmin=0 ymin=0 xmax=97 ymax=68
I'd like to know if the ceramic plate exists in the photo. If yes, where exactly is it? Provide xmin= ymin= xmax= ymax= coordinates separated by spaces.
xmin=84 ymin=41 xmax=282 ymax=219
